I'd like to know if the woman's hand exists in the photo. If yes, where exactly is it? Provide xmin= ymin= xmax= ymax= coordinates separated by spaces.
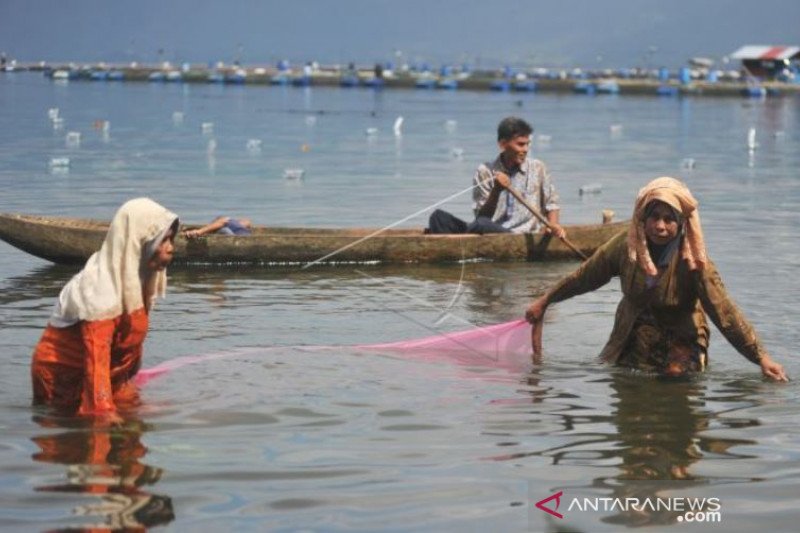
xmin=526 ymin=296 xmax=549 ymax=357
xmin=525 ymin=296 xmax=548 ymax=324
xmin=760 ymin=355 xmax=789 ymax=382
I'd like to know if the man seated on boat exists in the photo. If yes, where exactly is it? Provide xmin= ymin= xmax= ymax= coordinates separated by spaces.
xmin=183 ymin=216 xmax=252 ymax=238
xmin=426 ymin=116 xmax=566 ymax=238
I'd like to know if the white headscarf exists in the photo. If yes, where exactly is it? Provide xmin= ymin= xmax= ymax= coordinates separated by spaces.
xmin=49 ymin=198 xmax=179 ymax=327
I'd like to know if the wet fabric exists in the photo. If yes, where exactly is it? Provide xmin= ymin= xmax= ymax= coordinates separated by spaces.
xmin=621 ymin=313 xmax=706 ymax=376
xmin=546 ymin=230 xmax=767 ymax=371
xmin=32 ymin=309 xmax=148 ymax=414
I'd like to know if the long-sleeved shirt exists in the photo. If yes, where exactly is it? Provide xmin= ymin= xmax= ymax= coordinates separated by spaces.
xmin=546 ymin=231 xmax=767 ymax=366
xmin=31 ymin=308 xmax=148 ymax=414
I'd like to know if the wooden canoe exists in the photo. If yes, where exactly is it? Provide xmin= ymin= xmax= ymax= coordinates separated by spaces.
xmin=0 ymin=213 xmax=628 ymax=266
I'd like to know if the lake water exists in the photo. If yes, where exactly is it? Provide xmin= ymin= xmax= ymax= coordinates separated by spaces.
xmin=1 ymin=73 xmax=799 ymax=531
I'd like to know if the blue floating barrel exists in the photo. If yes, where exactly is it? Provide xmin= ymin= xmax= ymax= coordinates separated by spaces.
xmin=148 ymin=71 xmax=166 ymax=82
xmin=277 ymin=60 xmax=290 ymax=71
xmin=679 ymin=67 xmax=691 ymax=85
xmin=658 ymin=67 xmax=670 ymax=82
xmin=573 ymin=81 xmax=596 ymax=94
xmin=490 ymin=79 xmax=510 ymax=91
xmin=513 ymin=80 xmax=537 ymax=92
xmin=706 ymin=70 xmax=718 ymax=83
xmin=742 ymin=86 xmax=766 ymax=98
xmin=362 ymin=77 xmax=384 ymax=88
xmin=340 ymin=75 xmax=359 ymax=87
xmin=291 ymin=76 xmax=311 ymax=87
xmin=437 ymin=79 xmax=458 ymax=90
xmin=90 ymin=70 xmax=109 ymax=81
xmin=439 ymin=65 xmax=452 ymax=77
xmin=415 ymin=78 xmax=436 ymax=89
xmin=225 ymin=72 xmax=246 ymax=84
xmin=108 ymin=70 xmax=124 ymax=81
xmin=656 ymin=85 xmax=678 ymax=96
xmin=596 ymin=80 xmax=619 ymax=94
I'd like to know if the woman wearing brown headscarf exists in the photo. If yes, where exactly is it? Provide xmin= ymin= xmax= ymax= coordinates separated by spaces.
xmin=525 ymin=177 xmax=787 ymax=381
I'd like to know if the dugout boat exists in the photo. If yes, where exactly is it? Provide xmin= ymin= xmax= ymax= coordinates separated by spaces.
xmin=0 ymin=213 xmax=627 ymax=266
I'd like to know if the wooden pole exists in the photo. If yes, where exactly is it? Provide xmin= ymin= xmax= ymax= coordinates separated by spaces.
xmin=504 ymin=186 xmax=588 ymax=260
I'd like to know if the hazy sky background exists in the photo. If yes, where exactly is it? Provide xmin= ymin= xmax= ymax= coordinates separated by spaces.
xmin=1 ymin=0 xmax=798 ymax=69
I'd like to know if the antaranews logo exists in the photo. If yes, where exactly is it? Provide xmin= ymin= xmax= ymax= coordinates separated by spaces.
xmin=534 ymin=490 xmax=722 ymax=523
xmin=534 ymin=491 xmax=564 ymax=519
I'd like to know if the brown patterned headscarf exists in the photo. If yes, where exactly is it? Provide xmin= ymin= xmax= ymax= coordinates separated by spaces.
xmin=627 ymin=177 xmax=707 ymax=276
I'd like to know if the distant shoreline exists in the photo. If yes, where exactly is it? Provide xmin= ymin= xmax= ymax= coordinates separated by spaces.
xmin=3 ymin=61 xmax=798 ymax=98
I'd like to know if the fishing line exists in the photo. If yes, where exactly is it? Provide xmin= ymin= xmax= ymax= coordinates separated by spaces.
xmin=302 ymin=182 xmax=478 ymax=269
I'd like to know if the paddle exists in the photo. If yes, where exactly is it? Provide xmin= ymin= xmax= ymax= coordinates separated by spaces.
xmin=503 ymin=184 xmax=588 ymax=261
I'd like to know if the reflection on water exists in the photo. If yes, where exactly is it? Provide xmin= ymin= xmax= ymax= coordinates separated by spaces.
xmin=599 ymin=374 xmax=755 ymax=527
xmin=489 ymin=370 xmax=765 ymax=527
xmin=31 ymin=411 xmax=175 ymax=530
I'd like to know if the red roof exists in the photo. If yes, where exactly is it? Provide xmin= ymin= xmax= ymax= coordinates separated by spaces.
xmin=730 ymin=45 xmax=800 ymax=60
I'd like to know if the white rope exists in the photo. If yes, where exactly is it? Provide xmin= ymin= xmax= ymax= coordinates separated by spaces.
xmin=302 ymin=182 xmax=478 ymax=269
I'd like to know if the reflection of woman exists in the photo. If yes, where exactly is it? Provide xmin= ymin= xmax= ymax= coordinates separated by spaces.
xmin=31 ymin=198 xmax=179 ymax=416
xmin=611 ymin=374 xmax=707 ymax=481
xmin=32 ymin=413 xmax=175 ymax=529
xmin=526 ymin=177 xmax=787 ymax=381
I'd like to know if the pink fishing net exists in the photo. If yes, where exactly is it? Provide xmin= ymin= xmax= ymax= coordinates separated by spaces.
xmin=135 ymin=319 xmax=534 ymax=386
xmin=357 ymin=319 xmax=533 ymax=368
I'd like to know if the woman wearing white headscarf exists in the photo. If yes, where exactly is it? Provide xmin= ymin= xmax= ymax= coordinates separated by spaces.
xmin=525 ymin=177 xmax=787 ymax=381
xmin=32 ymin=198 xmax=180 ymax=415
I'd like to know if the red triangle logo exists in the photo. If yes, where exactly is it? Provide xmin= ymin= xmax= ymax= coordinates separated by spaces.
xmin=535 ymin=490 xmax=564 ymax=519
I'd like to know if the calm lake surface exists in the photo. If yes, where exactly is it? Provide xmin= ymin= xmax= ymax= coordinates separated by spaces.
xmin=1 ymin=73 xmax=799 ymax=531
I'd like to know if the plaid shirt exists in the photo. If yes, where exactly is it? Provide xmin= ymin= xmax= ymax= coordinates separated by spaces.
xmin=472 ymin=156 xmax=560 ymax=233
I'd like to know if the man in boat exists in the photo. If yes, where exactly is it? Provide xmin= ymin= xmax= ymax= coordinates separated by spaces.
xmin=427 ymin=116 xmax=566 ymax=238
xmin=525 ymin=177 xmax=788 ymax=381
xmin=182 ymin=216 xmax=252 ymax=238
